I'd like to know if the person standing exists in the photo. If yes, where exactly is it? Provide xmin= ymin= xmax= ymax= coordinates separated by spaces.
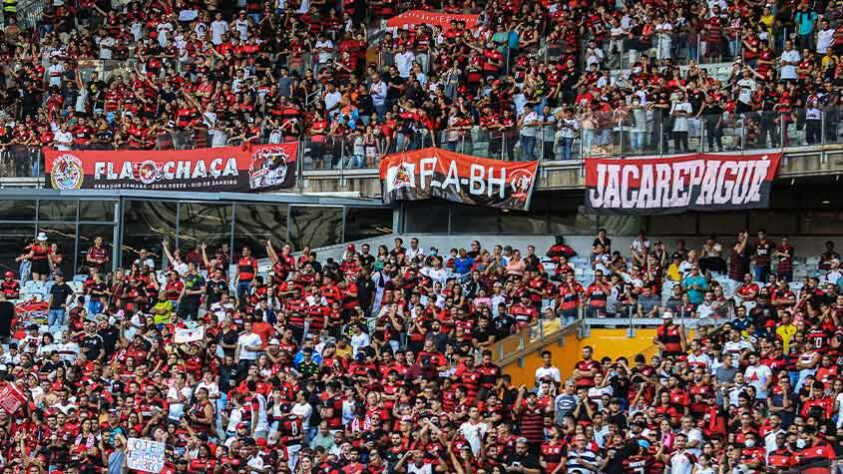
xmin=85 ymin=236 xmax=110 ymax=274
xmin=47 ymin=271 xmax=73 ymax=328
xmin=670 ymin=91 xmax=692 ymax=153
xmin=235 ymin=246 xmax=258 ymax=307
xmin=753 ymin=229 xmax=774 ymax=283
xmin=773 ymin=237 xmax=795 ymax=282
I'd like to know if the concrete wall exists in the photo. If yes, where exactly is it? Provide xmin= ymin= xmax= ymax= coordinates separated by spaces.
xmin=501 ymin=328 xmax=661 ymax=388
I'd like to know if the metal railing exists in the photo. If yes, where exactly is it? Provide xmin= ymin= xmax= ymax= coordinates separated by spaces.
xmin=5 ymin=105 xmax=843 ymax=185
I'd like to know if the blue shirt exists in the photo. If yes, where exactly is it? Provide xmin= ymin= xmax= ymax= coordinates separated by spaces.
xmin=454 ymin=257 xmax=475 ymax=274
xmin=796 ymin=11 xmax=817 ymax=35
xmin=293 ymin=351 xmax=323 ymax=367
xmin=682 ymin=275 xmax=708 ymax=305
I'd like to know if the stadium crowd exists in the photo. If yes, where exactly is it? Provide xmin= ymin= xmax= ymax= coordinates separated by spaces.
xmin=0 ymin=229 xmax=841 ymax=473
xmin=0 ymin=0 xmax=841 ymax=175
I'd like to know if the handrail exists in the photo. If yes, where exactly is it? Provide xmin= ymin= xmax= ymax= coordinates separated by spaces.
xmin=493 ymin=318 xmax=582 ymax=366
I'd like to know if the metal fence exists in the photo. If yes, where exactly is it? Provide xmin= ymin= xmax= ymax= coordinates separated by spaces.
xmin=5 ymin=105 xmax=843 ymax=183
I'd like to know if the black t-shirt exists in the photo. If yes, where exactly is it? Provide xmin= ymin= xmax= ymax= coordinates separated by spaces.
xmin=472 ymin=326 xmax=495 ymax=345
xmin=505 ymin=452 xmax=540 ymax=469
xmin=98 ymin=327 xmax=119 ymax=356
xmin=220 ymin=329 xmax=239 ymax=357
xmin=80 ymin=333 xmax=104 ymax=361
xmin=206 ymin=279 xmax=228 ymax=306
xmin=492 ymin=314 xmax=515 ymax=339
xmin=0 ymin=301 xmax=13 ymax=338
xmin=49 ymin=283 xmax=73 ymax=310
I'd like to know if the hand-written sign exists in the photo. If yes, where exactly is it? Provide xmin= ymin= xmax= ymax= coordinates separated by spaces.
xmin=127 ymin=437 xmax=166 ymax=473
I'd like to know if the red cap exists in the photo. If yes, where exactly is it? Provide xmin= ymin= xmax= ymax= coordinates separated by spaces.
xmin=4 ymin=271 xmax=12 ymax=278
xmin=347 ymin=244 xmax=356 ymax=251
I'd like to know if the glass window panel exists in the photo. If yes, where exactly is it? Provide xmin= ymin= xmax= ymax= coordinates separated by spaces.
xmin=121 ymin=200 xmax=178 ymax=269
xmin=0 ymin=224 xmax=35 ymax=276
xmin=748 ymin=211 xmax=798 ymax=236
xmin=0 ymin=200 xmax=36 ymax=222
xmin=79 ymin=200 xmax=116 ymax=222
xmin=289 ymin=206 xmax=342 ymax=249
xmin=78 ymin=225 xmax=117 ymax=275
xmin=177 ymin=203 xmax=233 ymax=255
xmin=451 ymin=205 xmax=500 ymax=234
xmin=599 ymin=215 xmax=643 ymax=236
xmin=37 ymin=200 xmax=77 ymax=221
xmin=698 ymin=213 xmax=747 ymax=236
xmin=38 ymin=224 xmax=76 ymax=277
xmin=233 ymin=203 xmax=289 ymax=259
xmin=404 ymin=202 xmax=449 ymax=233
xmin=801 ymin=212 xmax=843 ymax=235
xmin=551 ymin=206 xmax=599 ymax=235
xmin=344 ymin=208 xmax=393 ymax=242
xmin=648 ymin=214 xmax=698 ymax=235
xmin=499 ymin=211 xmax=547 ymax=235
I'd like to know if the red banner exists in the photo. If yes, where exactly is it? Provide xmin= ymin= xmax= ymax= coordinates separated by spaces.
xmin=585 ymin=152 xmax=782 ymax=214
xmin=44 ymin=143 xmax=298 ymax=192
xmin=0 ymin=383 xmax=26 ymax=415
xmin=379 ymin=148 xmax=538 ymax=211
xmin=386 ymin=11 xmax=480 ymax=32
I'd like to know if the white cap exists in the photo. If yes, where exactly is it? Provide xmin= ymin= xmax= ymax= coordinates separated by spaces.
xmin=661 ymin=311 xmax=674 ymax=320
xmin=36 ymin=232 xmax=48 ymax=242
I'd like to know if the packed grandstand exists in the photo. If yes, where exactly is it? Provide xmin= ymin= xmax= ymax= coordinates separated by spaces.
xmin=0 ymin=229 xmax=839 ymax=473
xmin=0 ymin=0 xmax=841 ymax=473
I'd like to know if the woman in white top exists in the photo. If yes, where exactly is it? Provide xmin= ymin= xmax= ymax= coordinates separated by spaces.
xmin=670 ymin=91 xmax=693 ymax=153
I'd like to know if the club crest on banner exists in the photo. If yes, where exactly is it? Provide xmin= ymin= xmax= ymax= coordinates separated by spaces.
xmin=50 ymin=154 xmax=84 ymax=190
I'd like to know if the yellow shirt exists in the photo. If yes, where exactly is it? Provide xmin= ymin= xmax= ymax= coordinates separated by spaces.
xmin=151 ymin=300 xmax=174 ymax=325
xmin=335 ymin=345 xmax=353 ymax=361
xmin=822 ymin=54 xmax=839 ymax=71
xmin=776 ymin=324 xmax=797 ymax=352
xmin=760 ymin=14 xmax=775 ymax=32
xmin=666 ymin=263 xmax=682 ymax=282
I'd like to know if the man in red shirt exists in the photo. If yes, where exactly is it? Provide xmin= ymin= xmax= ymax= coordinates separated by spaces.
xmin=236 ymin=245 xmax=258 ymax=308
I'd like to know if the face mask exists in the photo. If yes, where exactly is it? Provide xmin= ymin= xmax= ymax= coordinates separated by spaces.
xmin=744 ymin=439 xmax=755 ymax=448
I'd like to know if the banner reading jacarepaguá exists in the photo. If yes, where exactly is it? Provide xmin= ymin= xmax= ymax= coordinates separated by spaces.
xmin=44 ymin=143 xmax=298 ymax=192
xmin=379 ymin=147 xmax=539 ymax=211
xmin=585 ymin=152 xmax=782 ymax=215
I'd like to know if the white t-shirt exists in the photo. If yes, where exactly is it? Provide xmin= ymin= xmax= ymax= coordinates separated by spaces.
xmin=47 ymin=63 xmax=64 ymax=87
xmin=671 ymin=101 xmax=693 ymax=132
xmin=291 ymin=402 xmax=313 ymax=428
xmin=737 ymin=78 xmax=756 ymax=105
xmin=210 ymin=20 xmax=228 ymax=45
xmin=236 ymin=332 xmax=263 ymax=361
xmin=780 ymin=49 xmax=801 ymax=79
xmin=54 ymin=130 xmax=73 ymax=150
xmin=314 ymin=39 xmax=334 ymax=64
xmin=350 ymin=332 xmax=370 ymax=356
xmin=745 ymin=364 xmax=772 ymax=399
xmin=535 ymin=366 xmax=561 ymax=385
xmin=818 ymin=28 xmax=835 ymax=54
xmin=167 ymin=385 xmax=194 ymax=420
xmin=458 ymin=420 xmax=489 ymax=455
xmin=395 ymin=51 xmax=416 ymax=78
xmin=835 ymin=392 xmax=843 ymax=428
xmin=670 ymin=451 xmax=694 ymax=474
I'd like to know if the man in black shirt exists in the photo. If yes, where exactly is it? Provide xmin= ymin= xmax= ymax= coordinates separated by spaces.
xmin=359 ymin=244 xmax=375 ymax=269
xmin=504 ymin=438 xmax=541 ymax=474
xmin=96 ymin=318 xmax=119 ymax=358
xmin=79 ymin=321 xmax=105 ymax=363
xmin=355 ymin=268 xmax=375 ymax=317
xmin=493 ymin=305 xmax=516 ymax=340
xmin=0 ymin=293 xmax=14 ymax=342
xmin=471 ymin=317 xmax=497 ymax=350
xmin=48 ymin=271 xmax=73 ymax=328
